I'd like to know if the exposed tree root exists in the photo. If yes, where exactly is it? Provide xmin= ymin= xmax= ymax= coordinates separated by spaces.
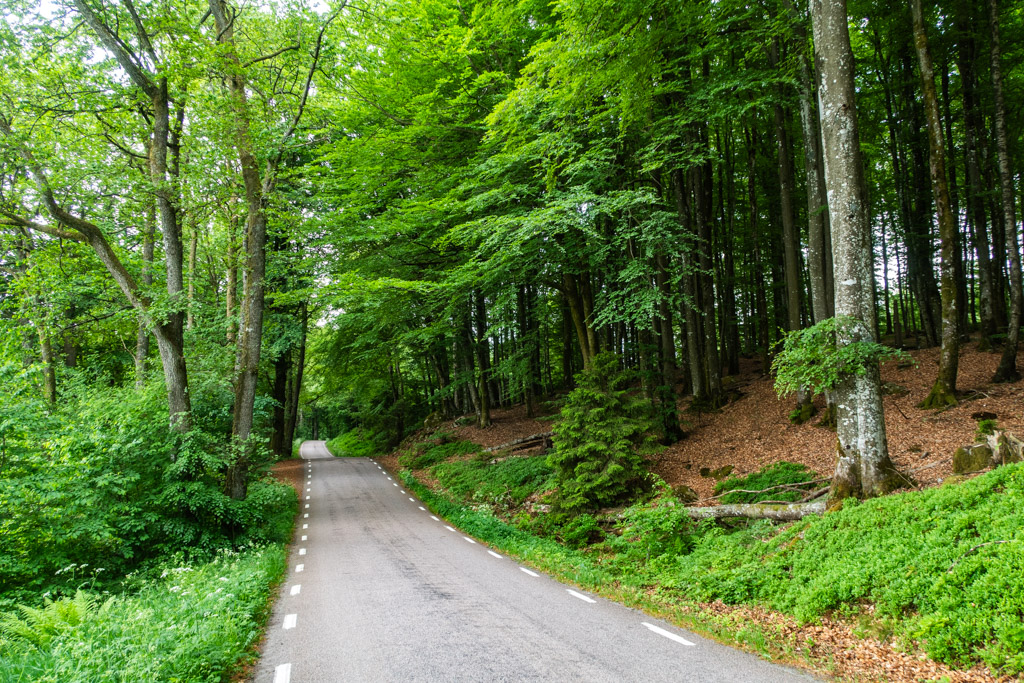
xmin=917 ymin=380 xmax=958 ymax=410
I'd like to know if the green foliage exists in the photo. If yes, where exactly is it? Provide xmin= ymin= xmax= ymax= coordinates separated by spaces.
xmin=0 ymin=545 xmax=286 ymax=682
xmin=430 ymin=452 xmax=554 ymax=511
xmin=671 ymin=464 xmax=1024 ymax=675
xmin=549 ymin=353 xmax=656 ymax=512
xmin=713 ymin=462 xmax=819 ymax=504
xmin=772 ymin=317 xmax=912 ymax=398
xmin=605 ymin=482 xmax=693 ymax=567
xmin=326 ymin=428 xmax=385 ymax=458
xmin=399 ymin=438 xmax=481 ymax=470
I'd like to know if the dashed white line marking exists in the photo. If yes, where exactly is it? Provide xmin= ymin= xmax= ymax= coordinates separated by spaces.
xmin=488 ymin=550 xmax=502 ymax=559
xmin=295 ymin=564 xmax=304 ymax=572
xmin=393 ymin=483 xmax=398 ymax=487
xmin=290 ymin=584 xmax=301 ymax=596
xmin=520 ymin=568 xmax=539 ymax=577
xmin=431 ymin=516 xmax=439 ymax=521
xmin=418 ymin=506 xmax=426 ymax=511
xmin=301 ymin=535 xmax=307 ymax=541
xmin=302 ymin=524 xmax=308 ymax=529
xmin=283 ymin=614 xmax=297 ymax=630
xmin=306 ymin=488 xmax=311 ymax=492
xmin=274 ymin=663 xmax=291 ymax=683
xmin=299 ymin=548 xmax=306 ymax=556
xmin=567 ymin=589 xmax=596 ymax=603
xmin=463 ymin=537 xmax=476 ymax=544
xmin=387 ymin=477 xmax=392 ymax=481
xmin=305 ymin=495 xmax=310 ymax=500
xmin=445 ymin=525 xmax=456 ymax=532
xmin=400 ymin=489 xmax=406 ymax=494
xmin=642 ymin=622 xmax=695 ymax=646
xmin=304 ymin=504 xmax=310 ymax=508
xmin=409 ymin=497 xmax=415 ymax=502
xmin=303 ymin=513 xmax=308 ymax=518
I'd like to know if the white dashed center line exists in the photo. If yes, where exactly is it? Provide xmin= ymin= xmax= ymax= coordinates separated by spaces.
xmin=302 ymin=523 xmax=308 ymax=529
xmin=283 ymin=614 xmax=297 ymax=630
xmin=393 ymin=483 xmax=398 ymax=487
xmin=642 ymin=622 xmax=695 ymax=646
xmin=295 ymin=563 xmax=303 ymax=572
xmin=567 ymin=589 xmax=596 ymax=603
xmin=303 ymin=513 xmax=309 ymax=518
xmin=520 ymin=568 xmax=539 ymax=577
xmin=299 ymin=548 xmax=306 ymax=555
xmin=273 ymin=663 xmax=291 ymax=683
xmin=290 ymin=584 xmax=301 ymax=596
xmin=487 ymin=550 xmax=502 ymax=559
xmin=409 ymin=497 xmax=415 ymax=502
xmin=305 ymin=504 xmax=310 ymax=508
xmin=301 ymin=535 xmax=307 ymax=541
xmin=306 ymin=488 xmax=310 ymax=492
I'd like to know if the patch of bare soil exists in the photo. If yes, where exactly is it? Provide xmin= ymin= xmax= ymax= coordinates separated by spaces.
xmin=271 ymin=458 xmax=305 ymax=497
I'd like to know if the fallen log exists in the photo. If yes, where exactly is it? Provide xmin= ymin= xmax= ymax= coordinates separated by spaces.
xmin=684 ymin=499 xmax=827 ymax=522
xmin=483 ymin=431 xmax=554 ymax=454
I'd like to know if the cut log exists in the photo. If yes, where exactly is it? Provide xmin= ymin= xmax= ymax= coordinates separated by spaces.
xmin=684 ymin=499 xmax=826 ymax=521
xmin=483 ymin=432 xmax=554 ymax=454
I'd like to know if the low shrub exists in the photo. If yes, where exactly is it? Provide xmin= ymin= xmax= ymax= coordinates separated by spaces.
xmin=0 ymin=544 xmax=287 ymax=682
xmin=431 ymin=453 xmax=553 ymax=509
xmin=398 ymin=439 xmax=480 ymax=470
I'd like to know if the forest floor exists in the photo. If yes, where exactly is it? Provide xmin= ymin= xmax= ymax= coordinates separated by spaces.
xmin=429 ymin=339 xmax=1024 ymax=504
xmin=377 ymin=338 xmax=1024 ymax=683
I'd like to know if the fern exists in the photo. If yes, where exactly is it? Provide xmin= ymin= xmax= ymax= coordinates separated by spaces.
xmin=0 ymin=590 xmax=114 ymax=648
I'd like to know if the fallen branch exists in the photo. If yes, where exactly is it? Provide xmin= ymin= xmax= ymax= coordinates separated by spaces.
xmin=684 ymin=499 xmax=827 ymax=521
xmin=483 ymin=432 xmax=554 ymax=454
xmin=694 ymin=477 xmax=831 ymax=504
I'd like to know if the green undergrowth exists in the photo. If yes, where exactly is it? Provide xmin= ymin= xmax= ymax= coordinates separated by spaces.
xmin=714 ymin=462 xmax=819 ymax=504
xmin=398 ymin=435 xmax=480 ymax=469
xmin=326 ymin=428 xmax=383 ymax=458
xmin=0 ymin=544 xmax=287 ymax=683
xmin=399 ymin=435 xmax=1024 ymax=677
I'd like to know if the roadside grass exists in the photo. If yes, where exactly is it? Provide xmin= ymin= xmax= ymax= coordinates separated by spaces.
xmin=399 ymin=441 xmax=1024 ymax=678
xmin=0 ymin=544 xmax=288 ymax=683
xmin=326 ymin=428 xmax=382 ymax=458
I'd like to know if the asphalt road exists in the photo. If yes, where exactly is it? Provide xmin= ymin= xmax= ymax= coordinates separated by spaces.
xmin=253 ymin=440 xmax=817 ymax=682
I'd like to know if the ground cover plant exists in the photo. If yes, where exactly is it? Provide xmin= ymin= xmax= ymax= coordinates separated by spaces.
xmin=713 ymin=462 xmax=821 ymax=504
xmin=0 ymin=544 xmax=287 ymax=683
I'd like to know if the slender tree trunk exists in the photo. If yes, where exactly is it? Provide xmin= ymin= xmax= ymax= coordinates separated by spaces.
xmin=475 ymin=289 xmax=491 ymax=428
xmin=135 ymin=198 xmax=155 ymax=388
xmin=811 ymin=0 xmax=904 ymax=502
xmin=912 ymin=0 xmax=959 ymax=407
xmin=988 ymin=0 xmax=1023 ymax=382
xmin=283 ymin=301 xmax=307 ymax=451
xmin=187 ymin=220 xmax=198 ymax=330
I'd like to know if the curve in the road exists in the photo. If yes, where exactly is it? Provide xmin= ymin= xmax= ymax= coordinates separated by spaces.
xmin=255 ymin=441 xmax=818 ymax=682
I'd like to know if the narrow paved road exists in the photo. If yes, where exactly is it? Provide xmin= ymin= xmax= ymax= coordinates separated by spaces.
xmin=254 ymin=441 xmax=817 ymax=682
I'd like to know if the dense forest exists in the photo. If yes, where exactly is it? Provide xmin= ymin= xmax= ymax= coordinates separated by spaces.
xmin=0 ymin=0 xmax=1023 ymax=676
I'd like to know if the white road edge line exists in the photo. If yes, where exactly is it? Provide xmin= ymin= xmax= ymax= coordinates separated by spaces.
xmin=274 ymin=663 xmax=292 ymax=683
xmin=295 ymin=564 xmax=304 ymax=572
xmin=299 ymin=548 xmax=306 ymax=555
xmin=488 ymin=550 xmax=502 ymax=559
xmin=463 ymin=537 xmax=476 ymax=544
xmin=290 ymin=584 xmax=301 ymax=596
xmin=445 ymin=525 xmax=456 ymax=532
xmin=418 ymin=506 xmax=426 ymax=511
xmin=642 ymin=622 xmax=695 ymax=647
xmin=567 ymin=589 xmax=596 ymax=604
xmin=431 ymin=516 xmax=439 ymax=521
xmin=304 ymin=504 xmax=310 ymax=508
xmin=301 ymin=535 xmax=307 ymax=541
xmin=409 ymin=497 xmax=415 ymax=502
xmin=302 ymin=524 xmax=308 ymax=529
xmin=303 ymin=513 xmax=308 ymax=518
xmin=520 ymin=567 xmax=539 ymax=577
xmin=283 ymin=614 xmax=297 ymax=630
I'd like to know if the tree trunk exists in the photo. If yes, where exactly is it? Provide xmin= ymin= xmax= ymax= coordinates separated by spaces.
xmin=475 ymin=289 xmax=491 ymax=428
xmin=988 ymin=0 xmax=1023 ymax=383
xmin=811 ymin=0 xmax=904 ymax=502
xmin=283 ymin=301 xmax=307 ymax=451
xmin=135 ymin=198 xmax=155 ymax=388
xmin=912 ymin=0 xmax=959 ymax=408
